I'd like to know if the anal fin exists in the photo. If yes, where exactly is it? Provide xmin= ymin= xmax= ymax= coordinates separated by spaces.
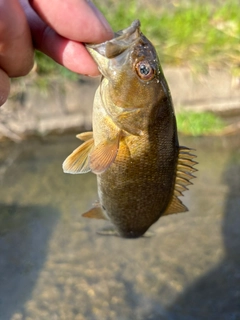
xmin=82 ymin=206 xmax=107 ymax=220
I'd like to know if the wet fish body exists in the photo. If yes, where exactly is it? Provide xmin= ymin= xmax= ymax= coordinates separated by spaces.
xmin=63 ymin=20 xmax=197 ymax=238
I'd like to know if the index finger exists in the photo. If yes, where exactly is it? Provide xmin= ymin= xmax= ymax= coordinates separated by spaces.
xmin=30 ymin=0 xmax=113 ymax=43
xmin=21 ymin=0 xmax=113 ymax=75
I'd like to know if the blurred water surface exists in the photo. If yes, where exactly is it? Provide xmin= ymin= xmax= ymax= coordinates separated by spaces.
xmin=0 ymin=134 xmax=239 ymax=320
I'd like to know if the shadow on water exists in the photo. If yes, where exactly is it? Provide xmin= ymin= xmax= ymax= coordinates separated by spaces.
xmin=0 ymin=203 xmax=59 ymax=320
xmin=162 ymin=137 xmax=240 ymax=320
xmin=107 ymin=136 xmax=240 ymax=320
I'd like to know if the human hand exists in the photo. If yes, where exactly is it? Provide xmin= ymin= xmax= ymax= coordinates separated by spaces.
xmin=0 ymin=0 xmax=34 ymax=106
xmin=0 ymin=0 xmax=113 ymax=107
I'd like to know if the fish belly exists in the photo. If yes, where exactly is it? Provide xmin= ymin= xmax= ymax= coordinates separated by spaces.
xmin=96 ymin=136 xmax=176 ymax=238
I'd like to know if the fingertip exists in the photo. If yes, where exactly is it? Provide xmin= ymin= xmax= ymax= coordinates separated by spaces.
xmin=61 ymin=41 xmax=101 ymax=76
xmin=30 ymin=0 xmax=113 ymax=43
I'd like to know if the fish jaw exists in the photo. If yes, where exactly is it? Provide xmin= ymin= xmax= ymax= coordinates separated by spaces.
xmin=86 ymin=20 xmax=141 ymax=78
xmin=86 ymin=20 xmax=141 ymax=58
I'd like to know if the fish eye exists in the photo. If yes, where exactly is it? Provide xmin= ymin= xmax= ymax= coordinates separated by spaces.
xmin=135 ymin=60 xmax=154 ymax=80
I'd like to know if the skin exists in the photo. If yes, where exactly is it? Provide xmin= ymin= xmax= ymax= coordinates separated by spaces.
xmin=0 ymin=0 xmax=113 ymax=106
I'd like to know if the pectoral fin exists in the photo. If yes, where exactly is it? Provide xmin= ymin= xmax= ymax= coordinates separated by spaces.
xmin=89 ymin=131 xmax=122 ymax=174
xmin=76 ymin=131 xmax=93 ymax=141
xmin=62 ymin=137 xmax=94 ymax=174
xmin=163 ymin=146 xmax=197 ymax=216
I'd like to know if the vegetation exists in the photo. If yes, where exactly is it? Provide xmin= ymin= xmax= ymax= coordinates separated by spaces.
xmin=176 ymin=111 xmax=225 ymax=136
xmin=34 ymin=51 xmax=79 ymax=80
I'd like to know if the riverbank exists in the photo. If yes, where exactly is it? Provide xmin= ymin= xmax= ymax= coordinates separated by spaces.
xmin=0 ymin=67 xmax=240 ymax=141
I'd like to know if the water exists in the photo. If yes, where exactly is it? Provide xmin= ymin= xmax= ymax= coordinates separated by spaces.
xmin=0 ymin=134 xmax=239 ymax=320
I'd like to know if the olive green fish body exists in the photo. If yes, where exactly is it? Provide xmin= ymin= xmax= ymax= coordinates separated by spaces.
xmin=63 ymin=20 xmax=197 ymax=238
xmin=93 ymin=85 xmax=179 ymax=237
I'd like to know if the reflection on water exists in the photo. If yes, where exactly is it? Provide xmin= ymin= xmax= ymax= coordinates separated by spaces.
xmin=0 ymin=203 xmax=59 ymax=320
xmin=0 ymin=135 xmax=239 ymax=320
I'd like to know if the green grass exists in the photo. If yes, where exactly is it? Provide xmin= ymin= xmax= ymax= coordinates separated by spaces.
xmin=34 ymin=51 xmax=79 ymax=80
xmin=176 ymin=111 xmax=225 ymax=136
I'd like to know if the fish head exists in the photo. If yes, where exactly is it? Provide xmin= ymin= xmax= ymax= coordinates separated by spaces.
xmin=86 ymin=20 xmax=166 ymax=109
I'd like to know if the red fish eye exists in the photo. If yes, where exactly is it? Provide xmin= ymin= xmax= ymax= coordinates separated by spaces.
xmin=135 ymin=61 xmax=154 ymax=80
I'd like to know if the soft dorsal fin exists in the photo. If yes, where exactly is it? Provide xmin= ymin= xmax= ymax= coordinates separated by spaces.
xmin=89 ymin=131 xmax=122 ymax=174
xmin=163 ymin=196 xmax=188 ymax=215
xmin=82 ymin=206 xmax=107 ymax=220
xmin=62 ymin=137 xmax=94 ymax=174
xmin=163 ymin=146 xmax=197 ymax=216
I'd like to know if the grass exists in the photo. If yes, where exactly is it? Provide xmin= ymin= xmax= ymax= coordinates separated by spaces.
xmin=176 ymin=111 xmax=225 ymax=136
xmin=34 ymin=51 xmax=79 ymax=80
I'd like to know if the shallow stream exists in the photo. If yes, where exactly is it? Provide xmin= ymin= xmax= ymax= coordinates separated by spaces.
xmin=0 ymin=134 xmax=239 ymax=320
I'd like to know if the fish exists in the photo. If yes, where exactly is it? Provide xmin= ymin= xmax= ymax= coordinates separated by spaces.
xmin=62 ymin=20 xmax=197 ymax=238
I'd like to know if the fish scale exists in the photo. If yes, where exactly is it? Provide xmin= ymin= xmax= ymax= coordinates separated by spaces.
xmin=62 ymin=20 xmax=197 ymax=238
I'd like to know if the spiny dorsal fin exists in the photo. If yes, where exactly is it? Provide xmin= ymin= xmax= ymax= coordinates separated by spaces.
xmin=62 ymin=138 xmax=94 ymax=174
xmin=89 ymin=131 xmax=122 ymax=174
xmin=163 ymin=146 xmax=197 ymax=216
xmin=82 ymin=206 xmax=107 ymax=220
xmin=174 ymin=189 xmax=184 ymax=197
xmin=177 ymin=163 xmax=197 ymax=173
xmin=178 ymin=147 xmax=197 ymax=160
xmin=76 ymin=131 xmax=93 ymax=141
xmin=178 ymin=158 xmax=198 ymax=168
xmin=177 ymin=146 xmax=197 ymax=181
xmin=175 ymin=183 xmax=188 ymax=191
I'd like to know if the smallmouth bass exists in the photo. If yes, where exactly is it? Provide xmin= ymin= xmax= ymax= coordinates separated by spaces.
xmin=63 ymin=20 xmax=197 ymax=238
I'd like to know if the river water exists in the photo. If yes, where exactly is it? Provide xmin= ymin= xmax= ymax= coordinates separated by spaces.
xmin=0 ymin=134 xmax=239 ymax=320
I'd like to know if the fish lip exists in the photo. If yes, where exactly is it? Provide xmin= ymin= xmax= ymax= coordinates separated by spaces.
xmin=86 ymin=20 xmax=141 ymax=58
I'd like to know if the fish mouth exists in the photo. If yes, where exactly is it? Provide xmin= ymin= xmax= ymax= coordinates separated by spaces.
xmin=87 ymin=20 xmax=141 ymax=59
xmin=86 ymin=20 xmax=141 ymax=75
